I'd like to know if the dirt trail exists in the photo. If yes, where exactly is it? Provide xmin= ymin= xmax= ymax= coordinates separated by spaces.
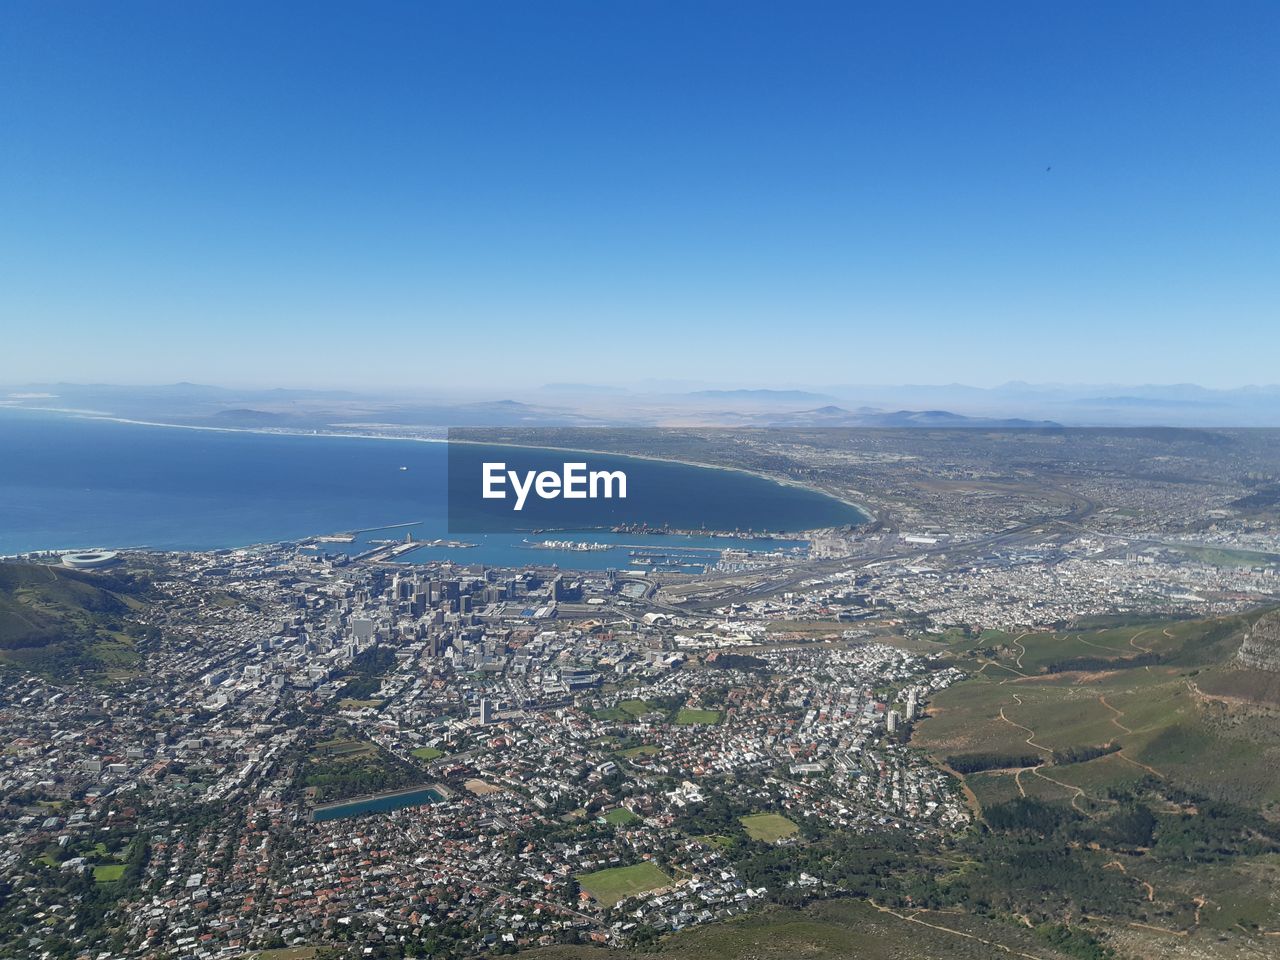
xmin=1130 ymin=627 xmax=1156 ymax=653
xmin=1115 ymin=751 xmax=1165 ymax=779
xmin=867 ymin=900 xmax=1052 ymax=959
xmin=992 ymin=658 xmax=1032 ymax=683
xmin=1095 ymin=693 xmax=1167 ymax=777
xmin=1030 ymin=767 xmax=1087 ymax=814
xmin=1193 ymin=895 xmax=1208 ymax=925
xmin=937 ymin=760 xmax=984 ymax=821
xmin=1103 ymin=860 xmax=1157 ymax=903
xmin=1098 ymin=695 xmax=1133 ymax=734
xmin=998 ymin=695 xmax=1053 ymax=754
xmin=1012 ymin=632 xmax=1031 ymax=671
xmin=1078 ymin=633 xmax=1131 ymax=655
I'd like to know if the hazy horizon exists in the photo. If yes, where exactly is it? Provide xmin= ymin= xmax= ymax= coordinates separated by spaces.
xmin=7 ymin=376 xmax=1280 ymax=395
xmin=11 ymin=377 xmax=1280 ymax=429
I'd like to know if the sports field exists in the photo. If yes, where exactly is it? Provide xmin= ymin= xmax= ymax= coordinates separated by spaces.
xmin=604 ymin=807 xmax=641 ymax=826
xmin=740 ymin=813 xmax=799 ymax=842
xmin=576 ymin=861 xmax=670 ymax=906
xmin=675 ymin=708 xmax=721 ymax=725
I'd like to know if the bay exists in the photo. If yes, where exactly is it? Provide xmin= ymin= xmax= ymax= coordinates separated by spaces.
xmin=0 ymin=410 xmax=864 ymax=568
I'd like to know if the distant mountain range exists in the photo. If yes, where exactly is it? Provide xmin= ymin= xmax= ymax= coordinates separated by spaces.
xmin=752 ymin=406 xmax=1058 ymax=428
xmin=4 ymin=380 xmax=1280 ymax=428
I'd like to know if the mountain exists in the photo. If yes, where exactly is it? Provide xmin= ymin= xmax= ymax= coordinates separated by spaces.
xmin=212 ymin=408 xmax=297 ymax=426
xmin=1239 ymin=611 xmax=1280 ymax=673
xmin=753 ymin=406 xmax=1060 ymax=428
xmin=9 ymin=380 xmax=1280 ymax=428
xmin=0 ymin=562 xmax=154 ymax=677
xmin=812 ymin=382 xmax=1280 ymax=426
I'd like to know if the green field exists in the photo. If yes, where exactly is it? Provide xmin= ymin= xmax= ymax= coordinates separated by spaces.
xmin=595 ymin=699 xmax=657 ymax=722
xmin=93 ymin=863 xmax=125 ymax=883
xmin=411 ymin=746 xmax=444 ymax=761
xmin=577 ymin=861 xmax=670 ymax=906
xmin=604 ymin=806 xmax=641 ymax=826
xmin=675 ymin=708 xmax=721 ymax=725
xmin=740 ymin=813 xmax=799 ymax=842
xmin=621 ymin=744 xmax=660 ymax=758
xmin=88 ymin=632 xmax=141 ymax=673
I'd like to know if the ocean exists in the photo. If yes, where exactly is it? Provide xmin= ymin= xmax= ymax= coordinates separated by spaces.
xmin=0 ymin=410 xmax=864 ymax=569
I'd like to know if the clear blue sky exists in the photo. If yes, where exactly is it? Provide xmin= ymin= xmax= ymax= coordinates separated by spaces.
xmin=1 ymin=1 xmax=1276 ymax=390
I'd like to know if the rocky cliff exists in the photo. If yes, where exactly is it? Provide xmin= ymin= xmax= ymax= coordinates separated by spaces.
xmin=1238 ymin=611 xmax=1280 ymax=672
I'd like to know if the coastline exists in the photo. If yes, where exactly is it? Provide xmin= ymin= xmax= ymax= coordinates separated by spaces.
xmin=446 ymin=436 xmax=876 ymax=524
xmin=0 ymin=405 xmax=877 ymax=528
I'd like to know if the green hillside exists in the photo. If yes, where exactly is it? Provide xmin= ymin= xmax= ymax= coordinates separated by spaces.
xmin=0 ymin=562 xmax=154 ymax=678
xmin=914 ymin=610 xmax=1280 ymax=810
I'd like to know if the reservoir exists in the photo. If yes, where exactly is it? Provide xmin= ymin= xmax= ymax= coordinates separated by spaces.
xmin=312 ymin=785 xmax=446 ymax=822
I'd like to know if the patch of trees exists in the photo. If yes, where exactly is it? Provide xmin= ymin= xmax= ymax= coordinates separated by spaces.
xmin=984 ymin=797 xmax=1078 ymax=834
xmin=299 ymin=739 xmax=421 ymax=803
xmin=673 ymin=793 xmax=750 ymax=840
xmin=1034 ymin=923 xmax=1114 ymax=960
xmin=1153 ymin=796 xmax=1280 ymax=862
xmin=332 ymin=645 xmax=397 ymax=701
xmin=1052 ymin=742 xmax=1120 ymax=765
xmin=946 ymin=752 xmax=1042 ymax=773
xmin=943 ymin=844 xmax=1136 ymax=920
xmin=647 ymin=693 xmax=687 ymax=718
xmin=1097 ymin=804 xmax=1157 ymax=847
xmin=1046 ymin=652 xmax=1160 ymax=673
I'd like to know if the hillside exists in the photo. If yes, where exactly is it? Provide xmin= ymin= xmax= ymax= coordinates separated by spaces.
xmin=913 ymin=611 xmax=1280 ymax=810
xmin=0 ymin=562 xmax=154 ymax=678
xmin=907 ymin=611 xmax=1280 ymax=955
xmin=1236 ymin=609 xmax=1280 ymax=672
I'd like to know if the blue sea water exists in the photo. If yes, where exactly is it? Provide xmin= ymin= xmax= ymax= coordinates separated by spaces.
xmin=0 ymin=410 xmax=864 ymax=568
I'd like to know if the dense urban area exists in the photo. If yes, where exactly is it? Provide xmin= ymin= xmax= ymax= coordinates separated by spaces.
xmin=3 ymin=428 xmax=1280 ymax=960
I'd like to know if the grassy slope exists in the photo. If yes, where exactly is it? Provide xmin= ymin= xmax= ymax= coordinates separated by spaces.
xmin=913 ymin=610 xmax=1280 ymax=811
xmin=522 ymin=899 xmax=1089 ymax=960
xmin=0 ymin=562 xmax=152 ymax=676
xmin=912 ymin=610 xmax=1280 ymax=955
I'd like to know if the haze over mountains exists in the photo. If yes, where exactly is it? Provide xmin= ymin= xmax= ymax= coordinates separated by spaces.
xmin=4 ymin=380 xmax=1280 ymax=431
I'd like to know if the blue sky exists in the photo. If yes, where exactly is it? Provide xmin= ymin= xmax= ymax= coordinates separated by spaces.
xmin=1 ymin=1 xmax=1276 ymax=391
